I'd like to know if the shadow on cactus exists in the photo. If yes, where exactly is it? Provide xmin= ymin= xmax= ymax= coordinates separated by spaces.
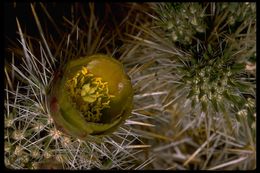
xmin=49 ymin=54 xmax=133 ymax=139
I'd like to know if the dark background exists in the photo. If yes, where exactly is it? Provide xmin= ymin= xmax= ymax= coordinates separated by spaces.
xmin=4 ymin=2 xmax=130 ymax=48
xmin=5 ymin=3 xmax=70 ymax=44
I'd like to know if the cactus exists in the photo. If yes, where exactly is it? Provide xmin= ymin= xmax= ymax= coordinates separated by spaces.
xmin=4 ymin=3 xmax=152 ymax=169
xmin=122 ymin=2 xmax=256 ymax=170
xmin=5 ymin=2 xmax=256 ymax=170
xmin=152 ymin=3 xmax=207 ymax=45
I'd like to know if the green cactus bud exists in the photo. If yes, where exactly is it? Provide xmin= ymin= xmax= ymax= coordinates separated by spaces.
xmin=48 ymin=54 xmax=133 ymax=139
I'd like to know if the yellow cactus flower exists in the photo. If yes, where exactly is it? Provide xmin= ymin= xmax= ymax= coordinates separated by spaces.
xmin=49 ymin=54 xmax=133 ymax=139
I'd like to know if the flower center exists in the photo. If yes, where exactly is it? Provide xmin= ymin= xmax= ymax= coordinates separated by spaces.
xmin=65 ymin=66 xmax=113 ymax=122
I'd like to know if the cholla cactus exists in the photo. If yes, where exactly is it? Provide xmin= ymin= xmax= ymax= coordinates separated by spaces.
xmin=4 ymin=3 xmax=152 ymax=169
xmin=4 ymin=2 xmax=256 ymax=170
xmin=151 ymin=3 xmax=207 ymax=45
xmin=216 ymin=2 xmax=256 ymax=30
xmin=123 ymin=2 xmax=256 ymax=170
